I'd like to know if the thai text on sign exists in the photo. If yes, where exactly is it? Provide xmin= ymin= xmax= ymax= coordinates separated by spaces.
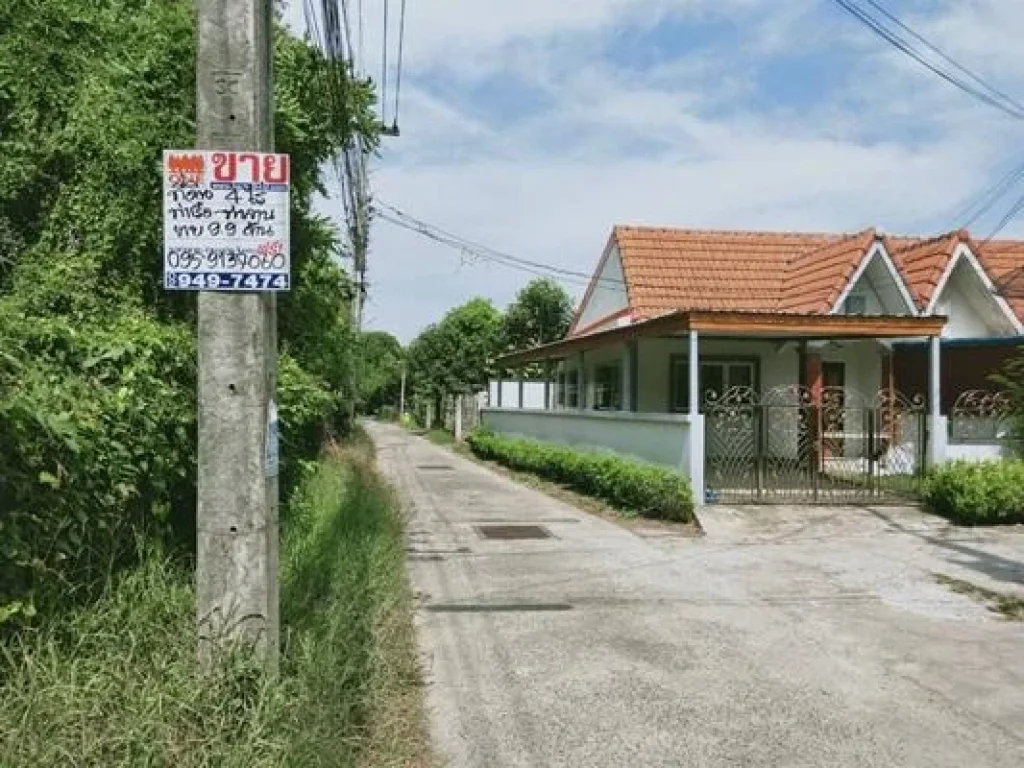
xmin=162 ymin=150 xmax=291 ymax=291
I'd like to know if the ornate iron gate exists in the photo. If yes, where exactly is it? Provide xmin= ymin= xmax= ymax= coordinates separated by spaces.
xmin=704 ymin=386 xmax=926 ymax=504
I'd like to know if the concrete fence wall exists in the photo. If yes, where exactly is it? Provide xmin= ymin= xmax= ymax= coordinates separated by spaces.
xmin=480 ymin=408 xmax=694 ymax=475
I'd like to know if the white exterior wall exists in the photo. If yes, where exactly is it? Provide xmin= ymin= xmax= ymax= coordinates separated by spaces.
xmin=633 ymin=337 xmax=799 ymax=413
xmin=488 ymin=380 xmax=547 ymax=409
xmin=946 ymin=442 xmax=1009 ymax=461
xmin=480 ymin=408 xmax=693 ymax=475
xmin=935 ymin=270 xmax=1001 ymax=338
xmin=574 ymin=245 xmax=628 ymax=331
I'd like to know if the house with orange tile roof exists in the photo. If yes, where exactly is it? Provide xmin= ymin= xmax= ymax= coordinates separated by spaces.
xmin=483 ymin=225 xmax=1023 ymax=507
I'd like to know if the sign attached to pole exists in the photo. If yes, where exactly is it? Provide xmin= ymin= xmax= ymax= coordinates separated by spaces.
xmin=265 ymin=400 xmax=279 ymax=478
xmin=162 ymin=150 xmax=290 ymax=291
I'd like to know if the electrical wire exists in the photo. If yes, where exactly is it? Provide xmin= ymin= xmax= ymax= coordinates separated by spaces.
xmin=393 ymin=0 xmax=407 ymax=125
xmin=357 ymin=0 xmax=364 ymax=70
xmin=955 ymin=156 xmax=1024 ymax=231
xmin=980 ymin=191 xmax=1024 ymax=243
xmin=831 ymin=0 xmax=1024 ymax=120
xmin=860 ymin=0 xmax=1024 ymax=116
xmin=381 ymin=0 xmax=390 ymax=125
xmin=375 ymin=211 xmax=596 ymax=287
xmin=375 ymin=201 xmax=627 ymax=287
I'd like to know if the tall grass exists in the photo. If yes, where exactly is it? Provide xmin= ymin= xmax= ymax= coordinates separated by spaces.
xmin=0 ymin=438 xmax=429 ymax=767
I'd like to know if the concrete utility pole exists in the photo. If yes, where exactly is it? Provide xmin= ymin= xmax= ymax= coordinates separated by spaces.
xmin=195 ymin=0 xmax=279 ymax=669
xmin=399 ymin=364 xmax=407 ymax=418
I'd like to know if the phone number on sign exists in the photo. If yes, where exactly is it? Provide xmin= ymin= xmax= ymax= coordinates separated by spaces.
xmin=165 ymin=272 xmax=289 ymax=291
xmin=165 ymin=247 xmax=286 ymax=271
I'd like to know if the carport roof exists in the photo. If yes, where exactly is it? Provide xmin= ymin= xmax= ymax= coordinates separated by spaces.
xmin=496 ymin=310 xmax=946 ymax=367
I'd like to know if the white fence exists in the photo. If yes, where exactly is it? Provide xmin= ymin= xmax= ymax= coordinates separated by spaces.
xmin=480 ymin=408 xmax=694 ymax=474
xmin=487 ymin=380 xmax=547 ymax=409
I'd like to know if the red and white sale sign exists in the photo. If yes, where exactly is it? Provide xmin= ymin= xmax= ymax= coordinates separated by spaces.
xmin=162 ymin=149 xmax=291 ymax=292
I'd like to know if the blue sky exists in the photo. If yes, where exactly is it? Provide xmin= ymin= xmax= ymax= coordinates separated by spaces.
xmin=283 ymin=0 xmax=1024 ymax=342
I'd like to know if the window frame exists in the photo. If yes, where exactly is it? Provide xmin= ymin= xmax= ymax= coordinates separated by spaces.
xmin=668 ymin=354 xmax=761 ymax=413
xmin=593 ymin=361 xmax=623 ymax=411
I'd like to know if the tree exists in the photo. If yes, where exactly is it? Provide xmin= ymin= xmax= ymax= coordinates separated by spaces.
xmin=0 ymin=0 xmax=379 ymax=625
xmin=503 ymin=278 xmax=573 ymax=347
xmin=406 ymin=298 xmax=503 ymax=420
xmin=356 ymin=331 xmax=404 ymax=414
xmin=502 ymin=279 xmax=574 ymax=377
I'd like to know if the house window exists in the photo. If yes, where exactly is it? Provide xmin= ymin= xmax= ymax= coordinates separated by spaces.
xmin=671 ymin=357 xmax=756 ymax=412
xmin=845 ymin=294 xmax=868 ymax=315
xmin=564 ymin=369 xmax=579 ymax=408
xmin=593 ymin=363 xmax=622 ymax=410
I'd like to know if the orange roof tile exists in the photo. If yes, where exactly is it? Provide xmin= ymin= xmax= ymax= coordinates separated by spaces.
xmin=975 ymin=240 xmax=1024 ymax=324
xmin=885 ymin=231 xmax=963 ymax=310
xmin=779 ymin=230 xmax=878 ymax=313
xmin=612 ymin=226 xmax=874 ymax=318
xmin=601 ymin=225 xmax=1024 ymax=324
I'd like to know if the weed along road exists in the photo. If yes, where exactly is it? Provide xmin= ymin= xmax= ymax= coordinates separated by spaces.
xmin=368 ymin=422 xmax=1024 ymax=768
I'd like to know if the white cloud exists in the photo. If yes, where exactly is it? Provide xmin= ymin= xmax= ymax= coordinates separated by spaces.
xmin=283 ymin=0 xmax=1024 ymax=342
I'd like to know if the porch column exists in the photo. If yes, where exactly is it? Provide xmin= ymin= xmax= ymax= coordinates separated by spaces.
xmin=517 ymin=369 xmax=525 ymax=410
xmin=687 ymin=329 xmax=705 ymax=507
xmin=881 ymin=349 xmax=897 ymax=449
xmin=806 ymin=348 xmax=823 ymax=472
xmin=622 ymin=341 xmax=638 ymax=412
xmin=543 ymin=361 xmax=553 ymax=410
xmin=576 ymin=352 xmax=585 ymax=411
xmin=927 ymin=335 xmax=947 ymax=466
xmin=496 ymin=370 xmax=503 ymax=408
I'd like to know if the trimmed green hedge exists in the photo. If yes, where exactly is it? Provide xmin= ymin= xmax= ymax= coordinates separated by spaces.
xmin=466 ymin=430 xmax=693 ymax=522
xmin=923 ymin=460 xmax=1024 ymax=525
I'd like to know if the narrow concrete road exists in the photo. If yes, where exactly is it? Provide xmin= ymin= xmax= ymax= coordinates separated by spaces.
xmin=369 ymin=423 xmax=1024 ymax=768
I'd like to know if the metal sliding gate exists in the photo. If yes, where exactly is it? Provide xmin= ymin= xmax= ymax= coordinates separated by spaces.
xmin=704 ymin=386 xmax=926 ymax=504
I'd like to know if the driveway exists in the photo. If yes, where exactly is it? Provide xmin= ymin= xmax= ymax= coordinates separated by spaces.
xmin=368 ymin=423 xmax=1024 ymax=768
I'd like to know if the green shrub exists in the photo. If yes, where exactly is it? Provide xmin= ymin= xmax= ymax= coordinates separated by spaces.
xmin=466 ymin=430 xmax=693 ymax=522
xmin=0 ymin=309 xmax=344 ymax=631
xmin=0 ymin=309 xmax=197 ymax=630
xmin=923 ymin=460 xmax=1024 ymax=525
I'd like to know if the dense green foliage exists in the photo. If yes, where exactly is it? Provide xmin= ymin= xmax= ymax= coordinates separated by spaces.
xmin=407 ymin=297 xmax=503 ymax=404
xmin=0 ymin=445 xmax=427 ymax=767
xmin=0 ymin=0 xmax=377 ymax=627
xmin=467 ymin=430 xmax=694 ymax=522
xmin=405 ymin=278 xmax=574 ymax=415
xmin=991 ymin=350 xmax=1024 ymax=454
xmin=502 ymin=278 xmax=574 ymax=357
xmin=923 ymin=460 xmax=1024 ymax=525
xmin=356 ymin=331 xmax=404 ymax=415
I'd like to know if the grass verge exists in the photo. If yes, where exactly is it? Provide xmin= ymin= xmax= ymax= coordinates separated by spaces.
xmin=423 ymin=429 xmax=455 ymax=447
xmin=0 ymin=436 xmax=430 ymax=767
xmin=935 ymin=573 xmax=1024 ymax=620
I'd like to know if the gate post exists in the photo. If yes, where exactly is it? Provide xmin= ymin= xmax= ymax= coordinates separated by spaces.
xmin=867 ymin=408 xmax=877 ymax=496
xmin=926 ymin=335 xmax=947 ymax=467
xmin=687 ymin=329 xmax=705 ymax=506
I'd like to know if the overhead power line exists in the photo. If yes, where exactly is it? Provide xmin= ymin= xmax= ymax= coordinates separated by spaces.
xmin=373 ymin=201 xmax=628 ymax=290
xmin=953 ymin=155 xmax=1024 ymax=231
xmin=831 ymin=0 xmax=1024 ymax=120
xmin=393 ymin=0 xmax=407 ymax=126
xmin=381 ymin=0 xmax=389 ymax=125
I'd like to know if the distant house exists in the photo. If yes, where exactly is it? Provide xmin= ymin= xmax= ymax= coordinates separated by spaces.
xmin=484 ymin=226 xmax=1023 ymax=506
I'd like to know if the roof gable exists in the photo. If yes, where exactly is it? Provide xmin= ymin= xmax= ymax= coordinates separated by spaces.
xmin=779 ymin=230 xmax=878 ymax=313
xmin=578 ymin=224 xmax=1024 ymax=329
xmin=975 ymin=241 xmax=1024 ymax=324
